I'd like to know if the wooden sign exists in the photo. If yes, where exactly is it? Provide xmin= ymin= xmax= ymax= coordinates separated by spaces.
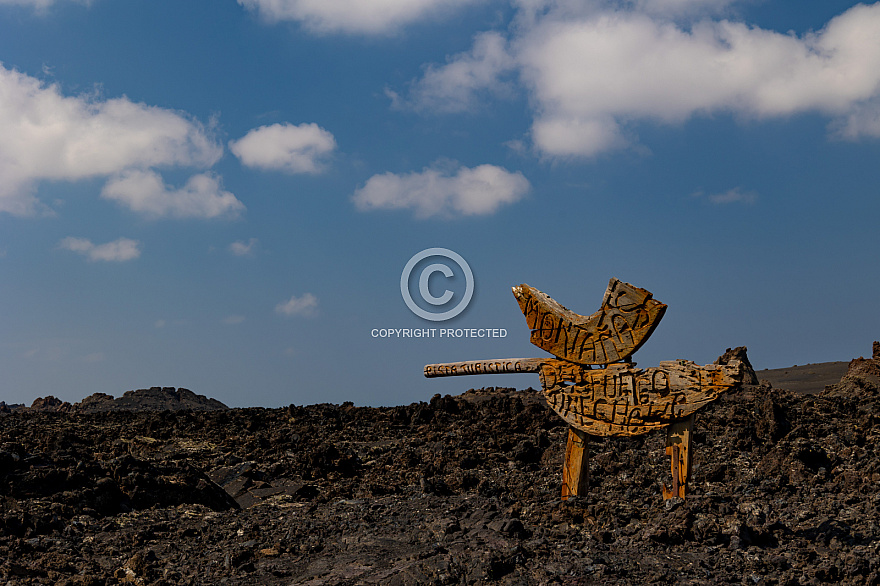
xmin=424 ymin=279 xmax=744 ymax=501
xmin=512 ymin=279 xmax=666 ymax=365
xmin=424 ymin=357 xmax=743 ymax=436
xmin=538 ymin=359 xmax=742 ymax=436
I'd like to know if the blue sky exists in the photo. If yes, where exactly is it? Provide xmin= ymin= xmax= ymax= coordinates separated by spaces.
xmin=1 ymin=0 xmax=879 ymax=407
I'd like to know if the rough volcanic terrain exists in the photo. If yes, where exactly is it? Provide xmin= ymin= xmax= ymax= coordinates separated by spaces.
xmin=2 ymin=346 xmax=880 ymax=584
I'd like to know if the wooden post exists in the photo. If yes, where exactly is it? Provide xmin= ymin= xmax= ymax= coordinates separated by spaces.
xmin=561 ymin=426 xmax=589 ymax=500
xmin=662 ymin=414 xmax=694 ymax=499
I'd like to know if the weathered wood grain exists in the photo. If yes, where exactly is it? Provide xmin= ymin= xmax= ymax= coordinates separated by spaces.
xmin=424 ymin=357 xmax=742 ymax=436
xmin=424 ymin=358 xmax=543 ymax=378
xmin=561 ymin=427 xmax=590 ymax=500
xmin=512 ymin=279 xmax=666 ymax=366
xmin=662 ymin=415 xmax=694 ymax=499
xmin=540 ymin=360 xmax=743 ymax=437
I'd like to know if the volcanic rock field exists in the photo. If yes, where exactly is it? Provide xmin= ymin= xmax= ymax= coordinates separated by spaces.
xmin=2 ymin=346 xmax=880 ymax=584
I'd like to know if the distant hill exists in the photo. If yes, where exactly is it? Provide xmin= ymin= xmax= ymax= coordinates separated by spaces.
xmin=757 ymin=362 xmax=850 ymax=394
xmin=0 ymin=387 xmax=227 ymax=413
xmin=76 ymin=387 xmax=228 ymax=412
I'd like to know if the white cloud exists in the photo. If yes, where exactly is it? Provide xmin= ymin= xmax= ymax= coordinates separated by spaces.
xmin=229 ymin=123 xmax=336 ymax=174
xmin=693 ymin=187 xmax=757 ymax=204
xmin=830 ymin=97 xmax=880 ymax=140
xmin=0 ymin=0 xmax=78 ymax=10
xmin=396 ymin=31 xmax=516 ymax=113
xmin=0 ymin=0 xmax=52 ymax=7
xmin=101 ymin=170 xmax=244 ymax=219
xmin=706 ymin=187 xmax=757 ymax=205
xmin=0 ymin=63 xmax=223 ymax=215
xmin=530 ymin=115 xmax=628 ymax=158
xmin=406 ymin=2 xmax=880 ymax=157
xmin=352 ymin=161 xmax=530 ymax=218
xmin=222 ymin=315 xmax=246 ymax=325
xmin=276 ymin=293 xmax=318 ymax=317
xmin=237 ymin=0 xmax=482 ymax=35
xmin=229 ymin=238 xmax=258 ymax=257
xmin=58 ymin=237 xmax=141 ymax=262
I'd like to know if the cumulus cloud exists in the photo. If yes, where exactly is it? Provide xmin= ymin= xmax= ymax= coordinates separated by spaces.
xmin=229 ymin=123 xmax=336 ymax=174
xmin=276 ymin=293 xmax=318 ymax=317
xmin=58 ymin=237 xmax=141 ymax=262
xmin=405 ymin=2 xmax=880 ymax=157
xmin=237 ymin=0 xmax=482 ymax=35
xmin=0 ymin=63 xmax=223 ymax=215
xmin=352 ymin=161 xmax=530 ymax=218
xmin=229 ymin=238 xmax=258 ymax=257
xmin=521 ymin=6 xmax=880 ymax=156
xmin=392 ymin=32 xmax=516 ymax=113
xmin=101 ymin=170 xmax=244 ymax=219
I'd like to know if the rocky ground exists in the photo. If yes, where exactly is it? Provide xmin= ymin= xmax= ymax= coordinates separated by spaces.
xmin=2 ymin=346 xmax=880 ymax=585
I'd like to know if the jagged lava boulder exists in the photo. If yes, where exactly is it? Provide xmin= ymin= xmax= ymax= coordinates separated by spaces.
xmin=715 ymin=345 xmax=759 ymax=384
xmin=823 ymin=340 xmax=880 ymax=396
xmin=28 ymin=396 xmax=72 ymax=412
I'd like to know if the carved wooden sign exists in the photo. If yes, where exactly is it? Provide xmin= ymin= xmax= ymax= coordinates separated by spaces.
xmin=425 ymin=357 xmax=743 ymax=437
xmin=424 ymin=279 xmax=745 ymax=500
xmin=512 ymin=279 xmax=666 ymax=365
xmin=538 ymin=359 xmax=742 ymax=436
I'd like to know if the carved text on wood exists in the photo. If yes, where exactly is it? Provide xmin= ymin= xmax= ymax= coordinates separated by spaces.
xmin=424 ymin=357 xmax=744 ymax=437
xmin=539 ymin=359 xmax=742 ymax=436
xmin=512 ymin=279 xmax=666 ymax=366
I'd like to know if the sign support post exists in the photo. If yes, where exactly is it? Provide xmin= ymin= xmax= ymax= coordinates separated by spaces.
xmin=561 ymin=427 xmax=590 ymax=500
